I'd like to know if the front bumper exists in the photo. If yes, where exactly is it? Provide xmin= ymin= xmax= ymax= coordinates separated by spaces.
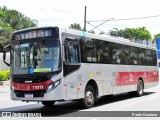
xmin=11 ymin=84 xmax=63 ymax=101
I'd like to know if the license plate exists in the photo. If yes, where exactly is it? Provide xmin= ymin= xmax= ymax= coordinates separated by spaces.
xmin=24 ymin=93 xmax=33 ymax=98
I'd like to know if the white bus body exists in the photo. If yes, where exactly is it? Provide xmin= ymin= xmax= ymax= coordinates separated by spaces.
xmin=6 ymin=27 xmax=158 ymax=108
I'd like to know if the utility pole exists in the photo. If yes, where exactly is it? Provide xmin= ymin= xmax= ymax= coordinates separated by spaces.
xmin=84 ymin=6 xmax=87 ymax=32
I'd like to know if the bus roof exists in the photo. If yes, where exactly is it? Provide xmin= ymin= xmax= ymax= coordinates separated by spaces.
xmin=63 ymin=27 xmax=156 ymax=50
xmin=12 ymin=26 xmax=156 ymax=50
xmin=12 ymin=26 xmax=57 ymax=34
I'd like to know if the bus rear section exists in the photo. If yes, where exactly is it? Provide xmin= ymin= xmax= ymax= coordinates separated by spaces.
xmin=79 ymin=35 xmax=158 ymax=102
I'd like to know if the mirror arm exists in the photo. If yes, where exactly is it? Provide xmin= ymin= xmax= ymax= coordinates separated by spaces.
xmin=3 ymin=51 xmax=10 ymax=66
xmin=3 ymin=44 xmax=12 ymax=66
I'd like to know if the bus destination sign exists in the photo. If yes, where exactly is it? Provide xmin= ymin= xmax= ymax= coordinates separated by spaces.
xmin=13 ymin=29 xmax=52 ymax=40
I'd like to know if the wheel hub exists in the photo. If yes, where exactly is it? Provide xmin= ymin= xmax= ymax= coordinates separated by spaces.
xmin=85 ymin=91 xmax=94 ymax=105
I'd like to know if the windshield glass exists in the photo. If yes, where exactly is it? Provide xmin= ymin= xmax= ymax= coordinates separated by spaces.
xmin=13 ymin=40 xmax=61 ymax=74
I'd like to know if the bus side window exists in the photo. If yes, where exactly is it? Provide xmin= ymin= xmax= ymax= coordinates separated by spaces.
xmin=146 ymin=49 xmax=152 ymax=66
xmin=139 ymin=48 xmax=146 ymax=65
xmin=110 ymin=43 xmax=117 ymax=64
xmin=82 ymin=39 xmax=97 ymax=63
xmin=123 ymin=45 xmax=130 ymax=65
xmin=67 ymin=45 xmax=80 ymax=64
xmin=111 ymin=43 xmax=122 ymax=64
xmin=130 ymin=47 xmax=138 ymax=65
xmin=96 ymin=40 xmax=111 ymax=64
xmin=152 ymin=50 xmax=157 ymax=66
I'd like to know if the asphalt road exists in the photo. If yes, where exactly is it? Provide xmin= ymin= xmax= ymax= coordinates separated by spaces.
xmin=0 ymin=84 xmax=160 ymax=117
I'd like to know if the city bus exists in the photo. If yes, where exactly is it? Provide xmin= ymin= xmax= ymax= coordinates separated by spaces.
xmin=3 ymin=26 xmax=159 ymax=108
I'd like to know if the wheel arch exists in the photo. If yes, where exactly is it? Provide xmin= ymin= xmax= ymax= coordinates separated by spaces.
xmin=85 ymin=79 xmax=99 ymax=99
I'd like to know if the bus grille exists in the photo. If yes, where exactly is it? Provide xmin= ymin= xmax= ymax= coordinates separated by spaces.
xmin=12 ymin=77 xmax=47 ymax=83
xmin=14 ymin=90 xmax=45 ymax=97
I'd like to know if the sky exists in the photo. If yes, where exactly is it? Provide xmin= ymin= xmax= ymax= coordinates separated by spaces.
xmin=1 ymin=0 xmax=160 ymax=36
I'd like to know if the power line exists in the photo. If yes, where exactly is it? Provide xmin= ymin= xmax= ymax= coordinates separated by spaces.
xmin=86 ymin=21 xmax=102 ymax=31
xmin=86 ymin=14 xmax=160 ymax=34
xmin=87 ymin=15 xmax=160 ymax=22
xmin=90 ymin=18 xmax=114 ymax=31
xmin=86 ymin=21 xmax=108 ymax=34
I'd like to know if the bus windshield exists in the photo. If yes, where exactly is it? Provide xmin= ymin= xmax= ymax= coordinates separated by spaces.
xmin=13 ymin=40 xmax=61 ymax=74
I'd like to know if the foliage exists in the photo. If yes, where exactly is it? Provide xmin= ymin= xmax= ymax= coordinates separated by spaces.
xmin=69 ymin=23 xmax=95 ymax=34
xmin=109 ymin=27 xmax=152 ymax=40
xmin=154 ymin=33 xmax=160 ymax=41
xmin=0 ymin=28 xmax=14 ymax=51
xmin=0 ymin=6 xmax=38 ymax=50
xmin=69 ymin=23 xmax=82 ymax=31
xmin=0 ymin=6 xmax=37 ymax=30
xmin=0 ymin=70 xmax=10 ymax=81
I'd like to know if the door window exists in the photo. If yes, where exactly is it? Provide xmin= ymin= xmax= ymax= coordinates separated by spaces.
xmin=66 ymin=44 xmax=80 ymax=64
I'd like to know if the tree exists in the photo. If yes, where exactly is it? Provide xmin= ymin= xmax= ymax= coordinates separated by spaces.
xmin=0 ymin=28 xmax=14 ymax=51
xmin=0 ymin=6 xmax=37 ymax=30
xmin=69 ymin=23 xmax=82 ymax=30
xmin=109 ymin=27 xmax=152 ymax=40
xmin=154 ymin=33 xmax=160 ymax=41
xmin=69 ymin=23 xmax=96 ymax=34
xmin=0 ymin=6 xmax=38 ymax=50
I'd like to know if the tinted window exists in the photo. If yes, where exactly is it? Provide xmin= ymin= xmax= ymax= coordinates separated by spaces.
xmin=65 ymin=44 xmax=80 ymax=64
xmin=146 ymin=49 xmax=152 ymax=65
xmin=82 ymin=39 xmax=97 ymax=63
xmin=68 ymin=45 xmax=80 ymax=63
xmin=122 ymin=45 xmax=130 ymax=64
xmin=96 ymin=40 xmax=111 ymax=64
xmin=81 ymin=38 xmax=156 ymax=66
xmin=130 ymin=47 xmax=139 ymax=65
xmin=139 ymin=48 xmax=146 ymax=65
xmin=113 ymin=43 xmax=123 ymax=64
xmin=152 ymin=50 xmax=157 ymax=66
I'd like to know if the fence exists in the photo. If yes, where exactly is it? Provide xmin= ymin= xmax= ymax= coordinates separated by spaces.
xmin=0 ymin=53 xmax=10 ymax=71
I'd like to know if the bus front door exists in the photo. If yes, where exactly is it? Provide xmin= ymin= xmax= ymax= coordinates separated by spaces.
xmin=63 ymin=40 xmax=81 ymax=100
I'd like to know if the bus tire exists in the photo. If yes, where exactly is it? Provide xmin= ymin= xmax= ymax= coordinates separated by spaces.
xmin=41 ymin=101 xmax=55 ymax=107
xmin=136 ymin=80 xmax=144 ymax=97
xmin=81 ymin=85 xmax=95 ymax=108
xmin=130 ymin=80 xmax=144 ymax=97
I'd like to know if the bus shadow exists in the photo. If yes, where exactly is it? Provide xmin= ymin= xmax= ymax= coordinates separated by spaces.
xmin=0 ymin=101 xmax=82 ymax=116
xmin=0 ymin=92 xmax=155 ymax=116
xmin=94 ymin=92 xmax=155 ymax=107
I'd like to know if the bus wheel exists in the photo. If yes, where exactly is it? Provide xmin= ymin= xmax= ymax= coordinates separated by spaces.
xmin=41 ymin=101 xmax=55 ymax=107
xmin=130 ymin=80 xmax=144 ymax=97
xmin=136 ymin=80 xmax=144 ymax=97
xmin=81 ymin=85 xmax=95 ymax=108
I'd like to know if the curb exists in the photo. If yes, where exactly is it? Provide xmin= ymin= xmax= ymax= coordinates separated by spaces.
xmin=0 ymin=80 xmax=10 ymax=86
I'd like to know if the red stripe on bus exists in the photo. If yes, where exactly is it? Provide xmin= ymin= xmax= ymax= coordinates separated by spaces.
xmin=11 ymin=80 xmax=53 ymax=91
xmin=116 ymin=71 xmax=158 ymax=86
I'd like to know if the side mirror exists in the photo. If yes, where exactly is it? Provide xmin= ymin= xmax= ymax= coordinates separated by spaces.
xmin=3 ymin=44 xmax=12 ymax=66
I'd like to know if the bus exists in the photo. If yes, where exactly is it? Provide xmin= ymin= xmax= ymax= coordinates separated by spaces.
xmin=3 ymin=26 xmax=159 ymax=108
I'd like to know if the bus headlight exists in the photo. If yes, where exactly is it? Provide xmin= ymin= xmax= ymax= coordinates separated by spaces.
xmin=46 ymin=79 xmax=60 ymax=92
